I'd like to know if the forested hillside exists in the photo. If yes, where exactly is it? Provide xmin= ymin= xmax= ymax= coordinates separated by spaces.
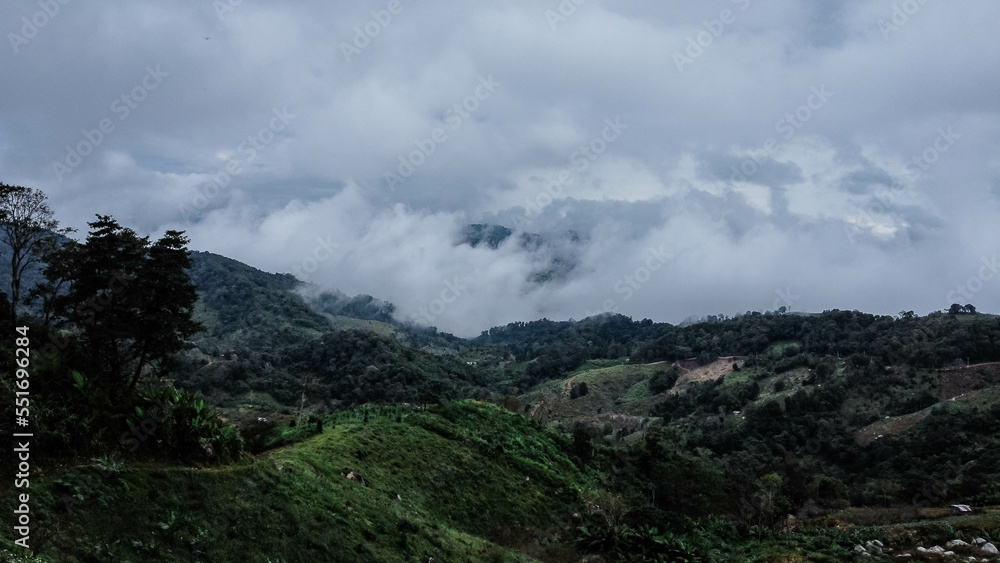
xmin=1 ymin=184 xmax=1000 ymax=562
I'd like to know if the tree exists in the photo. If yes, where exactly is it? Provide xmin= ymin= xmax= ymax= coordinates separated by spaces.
xmin=949 ymin=303 xmax=964 ymax=315
xmin=44 ymin=216 xmax=203 ymax=399
xmin=964 ymin=304 xmax=977 ymax=314
xmin=0 ymin=184 xmax=71 ymax=324
xmin=751 ymin=472 xmax=786 ymax=527
xmin=128 ymin=230 xmax=203 ymax=390
xmin=649 ymin=366 xmax=680 ymax=394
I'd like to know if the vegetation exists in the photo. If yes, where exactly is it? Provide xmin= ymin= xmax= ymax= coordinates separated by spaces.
xmin=2 ymin=185 xmax=1000 ymax=561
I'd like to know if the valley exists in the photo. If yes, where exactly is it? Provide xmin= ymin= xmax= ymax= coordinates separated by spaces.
xmin=3 ymin=239 xmax=1000 ymax=562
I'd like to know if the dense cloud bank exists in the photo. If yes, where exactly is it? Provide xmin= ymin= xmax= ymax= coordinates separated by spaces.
xmin=1 ymin=0 xmax=998 ymax=335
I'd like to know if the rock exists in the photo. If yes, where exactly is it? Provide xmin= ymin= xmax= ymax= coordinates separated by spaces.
xmin=942 ymin=553 xmax=955 ymax=558
xmin=873 ymin=540 xmax=885 ymax=548
xmin=856 ymin=545 xmax=869 ymax=553
xmin=949 ymin=541 xmax=971 ymax=550
xmin=344 ymin=470 xmax=367 ymax=486
xmin=975 ymin=539 xmax=987 ymax=546
xmin=982 ymin=543 xmax=999 ymax=555
xmin=917 ymin=547 xmax=944 ymax=561
xmin=895 ymin=555 xmax=913 ymax=560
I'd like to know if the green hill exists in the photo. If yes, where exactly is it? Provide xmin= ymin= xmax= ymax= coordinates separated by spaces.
xmin=0 ymin=401 xmax=587 ymax=563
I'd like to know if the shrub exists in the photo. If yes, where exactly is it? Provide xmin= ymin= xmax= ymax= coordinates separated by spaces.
xmin=649 ymin=367 xmax=681 ymax=394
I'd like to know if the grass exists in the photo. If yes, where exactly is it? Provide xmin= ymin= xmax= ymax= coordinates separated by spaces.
xmin=325 ymin=315 xmax=397 ymax=337
xmin=620 ymin=379 xmax=652 ymax=403
xmin=568 ymin=359 xmax=626 ymax=375
xmin=0 ymin=401 xmax=588 ymax=563
xmin=521 ymin=363 xmax=670 ymax=424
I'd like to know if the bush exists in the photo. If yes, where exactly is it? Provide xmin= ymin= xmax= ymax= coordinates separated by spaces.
xmin=242 ymin=419 xmax=279 ymax=454
xmin=649 ymin=367 xmax=680 ymax=394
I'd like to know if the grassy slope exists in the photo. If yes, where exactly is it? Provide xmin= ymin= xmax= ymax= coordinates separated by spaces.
xmin=521 ymin=361 xmax=670 ymax=426
xmin=325 ymin=315 xmax=397 ymax=337
xmin=0 ymin=402 xmax=588 ymax=563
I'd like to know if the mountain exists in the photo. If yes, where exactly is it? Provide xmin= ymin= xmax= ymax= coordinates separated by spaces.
xmin=6 ymin=244 xmax=1000 ymax=562
xmin=458 ymin=224 xmax=582 ymax=283
xmin=1 ymin=401 xmax=588 ymax=562
xmin=175 ymin=251 xmax=483 ymax=408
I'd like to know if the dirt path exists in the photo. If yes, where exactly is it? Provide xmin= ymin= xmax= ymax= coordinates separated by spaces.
xmin=530 ymin=375 xmax=575 ymax=419
xmin=941 ymin=361 xmax=1000 ymax=371
xmin=855 ymin=386 xmax=996 ymax=445
xmin=670 ymin=357 xmax=745 ymax=393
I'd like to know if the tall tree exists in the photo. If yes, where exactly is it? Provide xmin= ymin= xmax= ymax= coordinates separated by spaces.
xmin=0 ymin=184 xmax=71 ymax=324
xmin=129 ymin=230 xmax=203 ymax=390
xmin=56 ymin=216 xmax=148 ymax=388
xmin=44 ymin=216 xmax=203 ymax=399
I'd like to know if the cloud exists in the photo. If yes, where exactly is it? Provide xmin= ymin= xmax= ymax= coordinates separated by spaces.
xmin=1 ymin=0 xmax=999 ymax=334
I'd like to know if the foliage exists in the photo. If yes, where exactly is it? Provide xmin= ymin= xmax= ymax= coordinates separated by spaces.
xmin=648 ymin=366 xmax=680 ymax=394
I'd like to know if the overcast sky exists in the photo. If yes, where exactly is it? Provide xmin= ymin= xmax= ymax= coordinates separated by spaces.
xmin=2 ymin=0 xmax=999 ymax=336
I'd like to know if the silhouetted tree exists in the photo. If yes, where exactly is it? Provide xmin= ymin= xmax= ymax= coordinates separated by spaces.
xmin=0 ymin=184 xmax=71 ymax=324
xmin=43 ymin=216 xmax=202 ymax=399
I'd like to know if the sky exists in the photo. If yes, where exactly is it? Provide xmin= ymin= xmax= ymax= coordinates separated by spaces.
xmin=1 ymin=0 xmax=999 ymax=336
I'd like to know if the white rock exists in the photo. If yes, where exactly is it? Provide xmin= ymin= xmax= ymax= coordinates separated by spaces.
xmin=929 ymin=546 xmax=946 ymax=553
xmin=855 ymin=545 xmax=868 ymax=553
xmin=982 ymin=543 xmax=999 ymax=555
xmin=948 ymin=540 xmax=970 ymax=549
xmin=974 ymin=538 xmax=987 ymax=546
